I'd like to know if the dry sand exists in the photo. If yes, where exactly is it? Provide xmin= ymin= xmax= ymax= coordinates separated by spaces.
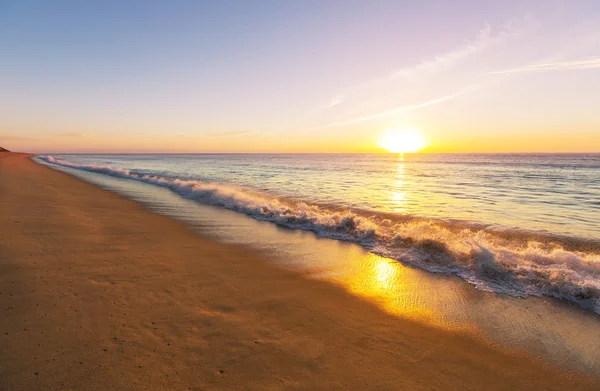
xmin=0 ymin=152 xmax=597 ymax=390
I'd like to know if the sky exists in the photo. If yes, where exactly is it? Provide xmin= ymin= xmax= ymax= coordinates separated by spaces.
xmin=1 ymin=0 xmax=599 ymax=153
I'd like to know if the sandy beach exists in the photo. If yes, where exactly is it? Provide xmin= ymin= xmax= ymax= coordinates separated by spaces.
xmin=0 ymin=152 xmax=597 ymax=390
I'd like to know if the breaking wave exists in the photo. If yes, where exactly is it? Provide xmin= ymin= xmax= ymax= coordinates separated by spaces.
xmin=38 ymin=155 xmax=600 ymax=314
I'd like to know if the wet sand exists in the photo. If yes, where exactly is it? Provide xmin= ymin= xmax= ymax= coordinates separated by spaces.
xmin=1 ymin=152 xmax=597 ymax=390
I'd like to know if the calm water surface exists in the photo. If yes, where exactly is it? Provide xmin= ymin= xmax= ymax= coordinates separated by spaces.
xmin=48 ymin=153 xmax=600 ymax=238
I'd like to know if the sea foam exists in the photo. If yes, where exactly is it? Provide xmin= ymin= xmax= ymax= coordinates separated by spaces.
xmin=38 ymin=155 xmax=600 ymax=314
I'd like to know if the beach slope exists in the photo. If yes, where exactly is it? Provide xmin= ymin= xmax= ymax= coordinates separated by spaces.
xmin=0 ymin=153 xmax=596 ymax=390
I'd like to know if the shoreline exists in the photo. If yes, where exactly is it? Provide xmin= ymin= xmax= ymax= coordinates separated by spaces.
xmin=1 ymin=152 xmax=598 ymax=390
xmin=35 ymin=153 xmax=600 ymax=316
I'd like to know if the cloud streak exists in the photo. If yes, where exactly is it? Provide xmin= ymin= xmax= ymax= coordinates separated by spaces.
xmin=487 ymin=57 xmax=600 ymax=75
xmin=325 ymin=15 xmax=534 ymax=109
xmin=390 ymin=23 xmax=494 ymax=82
xmin=325 ymin=94 xmax=344 ymax=109
xmin=307 ymin=82 xmax=487 ymax=131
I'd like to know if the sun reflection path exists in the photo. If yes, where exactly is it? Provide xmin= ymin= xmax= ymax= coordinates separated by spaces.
xmin=390 ymin=155 xmax=407 ymax=213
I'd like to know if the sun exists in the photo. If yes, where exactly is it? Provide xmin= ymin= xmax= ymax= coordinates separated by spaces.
xmin=377 ymin=128 xmax=428 ymax=153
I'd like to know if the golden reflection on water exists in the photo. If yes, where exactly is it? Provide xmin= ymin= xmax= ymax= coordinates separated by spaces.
xmin=329 ymin=251 xmax=463 ymax=330
xmin=373 ymin=258 xmax=396 ymax=291
xmin=390 ymin=155 xmax=407 ymax=213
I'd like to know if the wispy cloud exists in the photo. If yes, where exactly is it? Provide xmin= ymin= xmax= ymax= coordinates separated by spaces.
xmin=307 ymin=82 xmax=487 ymax=131
xmin=487 ymin=56 xmax=600 ymax=75
xmin=310 ymin=15 xmax=538 ymax=130
xmin=390 ymin=24 xmax=494 ymax=82
xmin=325 ymin=94 xmax=344 ymax=109
xmin=325 ymin=15 xmax=534 ymax=109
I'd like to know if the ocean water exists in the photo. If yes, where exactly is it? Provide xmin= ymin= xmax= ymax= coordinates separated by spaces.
xmin=37 ymin=153 xmax=600 ymax=314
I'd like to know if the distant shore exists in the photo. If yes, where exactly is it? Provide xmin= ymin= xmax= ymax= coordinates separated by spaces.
xmin=0 ymin=152 xmax=597 ymax=390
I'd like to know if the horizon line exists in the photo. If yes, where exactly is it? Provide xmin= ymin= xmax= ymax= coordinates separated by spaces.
xmin=17 ymin=151 xmax=600 ymax=155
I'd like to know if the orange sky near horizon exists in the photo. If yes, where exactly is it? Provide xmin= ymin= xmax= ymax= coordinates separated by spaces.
xmin=3 ymin=125 xmax=599 ymax=154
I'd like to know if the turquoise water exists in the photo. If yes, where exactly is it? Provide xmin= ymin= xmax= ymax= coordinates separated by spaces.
xmin=37 ymin=153 xmax=600 ymax=313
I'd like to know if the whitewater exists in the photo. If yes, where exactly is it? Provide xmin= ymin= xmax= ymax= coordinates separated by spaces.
xmin=36 ymin=154 xmax=600 ymax=314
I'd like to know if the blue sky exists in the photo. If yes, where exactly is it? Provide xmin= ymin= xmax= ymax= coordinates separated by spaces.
xmin=1 ymin=0 xmax=599 ymax=152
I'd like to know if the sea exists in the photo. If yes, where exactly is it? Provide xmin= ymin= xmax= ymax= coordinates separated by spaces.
xmin=36 ymin=153 xmax=600 ymax=315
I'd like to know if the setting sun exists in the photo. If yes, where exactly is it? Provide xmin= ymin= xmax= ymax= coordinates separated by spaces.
xmin=377 ymin=128 xmax=428 ymax=153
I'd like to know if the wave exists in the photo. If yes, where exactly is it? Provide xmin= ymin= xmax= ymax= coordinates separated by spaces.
xmin=37 ymin=155 xmax=600 ymax=314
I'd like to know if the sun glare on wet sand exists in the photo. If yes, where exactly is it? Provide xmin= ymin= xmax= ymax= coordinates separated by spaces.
xmin=377 ymin=128 xmax=428 ymax=153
